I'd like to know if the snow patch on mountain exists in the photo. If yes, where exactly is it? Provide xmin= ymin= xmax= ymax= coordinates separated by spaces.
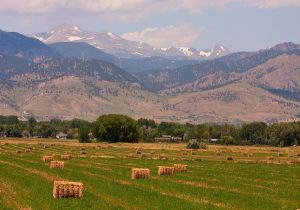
xmin=199 ymin=50 xmax=212 ymax=57
xmin=176 ymin=47 xmax=194 ymax=56
xmin=67 ymin=36 xmax=83 ymax=41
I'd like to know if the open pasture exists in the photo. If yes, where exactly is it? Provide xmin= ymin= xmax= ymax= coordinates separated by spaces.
xmin=0 ymin=139 xmax=300 ymax=210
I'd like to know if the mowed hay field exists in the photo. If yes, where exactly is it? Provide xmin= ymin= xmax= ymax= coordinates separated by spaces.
xmin=0 ymin=139 xmax=300 ymax=210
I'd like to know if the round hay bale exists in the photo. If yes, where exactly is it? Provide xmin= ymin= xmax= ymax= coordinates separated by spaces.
xmin=227 ymin=156 xmax=233 ymax=161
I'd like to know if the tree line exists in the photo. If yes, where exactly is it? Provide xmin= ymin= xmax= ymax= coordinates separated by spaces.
xmin=0 ymin=115 xmax=300 ymax=147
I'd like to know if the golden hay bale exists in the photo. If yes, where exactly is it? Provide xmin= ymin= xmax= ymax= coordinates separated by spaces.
xmin=61 ymin=154 xmax=71 ymax=160
xmin=50 ymin=161 xmax=65 ymax=169
xmin=78 ymin=155 xmax=87 ymax=158
xmin=288 ymin=160 xmax=300 ymax=164
xmin=126 ymin=154 xmax=134 ymax=158
xmin=174 ymin=164 xmax=188 ymax=172
xmin=158 ymin=166 xmax=175 ymax=176
xmin=43 ymin=155 xmax=54 ymax=162
xmin=159 ymin=155 xmax=167 ymax=160
xmin=53 ymin=181 xmax=83 ymax=198
xmin=131 ymin=168 xmax=150 ymax=179
xmin=227 ymin=156 xmax=233 ymax=161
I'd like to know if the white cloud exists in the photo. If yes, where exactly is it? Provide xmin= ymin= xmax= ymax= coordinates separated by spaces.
xmin=0 ymin=0 xmax=66 ymax=13
xmin=244 ymin=0 xmax=300 ymax=8
xmin=122 ymin=24 xmax=203 ymax=48
xmin=0 ymin=0 xmax=299 ymax=17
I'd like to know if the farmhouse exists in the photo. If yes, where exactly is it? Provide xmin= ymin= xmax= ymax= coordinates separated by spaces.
xmin=0 ymin=132 xmax=7 ymax=138
xmin=155 ymin=135 xmax=183 ymax=143
xmin=210 ymin=139 xmax=219 ymax=143
xmin=56 ymin=132 xmax=67 ymax=140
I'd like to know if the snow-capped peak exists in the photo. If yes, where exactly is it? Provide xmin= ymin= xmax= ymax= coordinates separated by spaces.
xmin=33 ymin=23 xmax=230 ymax=59
xmin=73 ymin=26 xmax=81 ymax=32
xmin=106 ymin=32 xmax=119 ymax=40
xmin=176 ymin=47 xmax=195 ymax=56
xmin=211 ymin=44 xmax=230 ymax=57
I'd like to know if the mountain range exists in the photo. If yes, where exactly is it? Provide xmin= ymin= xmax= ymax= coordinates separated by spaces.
xmin=0 ymin=26 xmax=299 ymax=123
xmin=34 ymin=24 xmax=230 ymax=59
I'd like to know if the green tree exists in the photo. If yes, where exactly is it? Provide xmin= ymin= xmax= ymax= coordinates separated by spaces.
xmin=239 ymin=122 xmax=267 ymax=144
xmin=267 ymin=122 xmax=300 ymax=147
xmin=27 ymin=117 xmax=37 ymax=136
xmin=220 ymin=136 xmax=235 ymax=145
xmin=202 ymin=129 xmax=211 ymax=140
xmin=137 ymin=118 xmax=156 ymax=129
xmin=36 ymin=123 xmax=56 ymax=138
xmin=78 ymin=125 xmax=90 ymax=143
xmin=93 ymin=114 xmax=139 ymax=143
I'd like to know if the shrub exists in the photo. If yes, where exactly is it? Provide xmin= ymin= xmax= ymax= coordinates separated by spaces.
xmin=199 ymin=142 xmax=207 ymax=149
xmin=186 ymin=139 xmax=200 ymax=149
xmin=220 ymin=136 xmax=235 ymax=145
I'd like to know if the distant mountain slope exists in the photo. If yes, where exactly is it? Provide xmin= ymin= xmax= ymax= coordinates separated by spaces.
xmin=48 ymin=41 xmax=199 ymax=74
xmin=0 ymin=30 xmax=58 ymax=60
xmin=1 ymin=77 xmax=168 ymax=121
xmin=0 ymin=54 xmax=141 ymax=86
xmin=137 ymin=42 xmax=300 ymax=91
xmin=162 ymin=54 xmax=300 ymax=102
xmin=167 ymin=81 xmax=300 ymax=123
xmin=49 ymin=42 xmax=117 ymax=63
xmin=34 ymin=24 xmax=230 ymax=59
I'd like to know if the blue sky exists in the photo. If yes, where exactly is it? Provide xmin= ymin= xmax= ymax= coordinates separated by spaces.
xmin=0 ymin=0 xmax=299 ymax=51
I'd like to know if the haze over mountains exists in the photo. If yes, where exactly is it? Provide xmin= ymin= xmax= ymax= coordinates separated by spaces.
xmin=0 ymin=25 xmax=299 ymax=123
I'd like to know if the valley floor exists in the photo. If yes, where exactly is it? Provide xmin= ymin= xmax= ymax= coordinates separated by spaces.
xmin=0 ymin=139 xmax=300 ymax=210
